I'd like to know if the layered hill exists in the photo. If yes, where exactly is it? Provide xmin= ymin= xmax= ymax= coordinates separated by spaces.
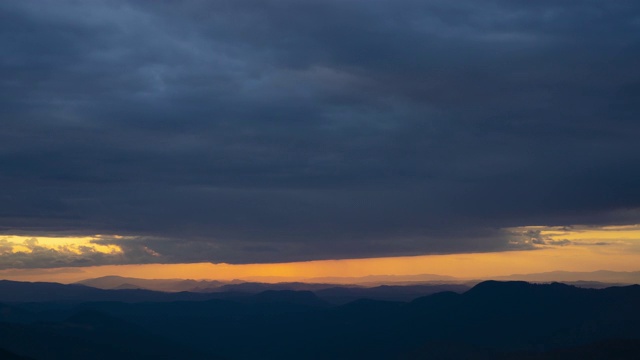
xmin=1 ymin=280 xmax=639 ymax=359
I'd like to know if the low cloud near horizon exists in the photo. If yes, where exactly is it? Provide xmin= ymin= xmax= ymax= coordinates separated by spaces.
xmin=1 ymin=0 xmax=639 ymax=267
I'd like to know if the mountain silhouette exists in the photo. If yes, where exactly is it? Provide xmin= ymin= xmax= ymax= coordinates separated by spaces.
xmin=1 ymin=280 xmax=639 ymax=359
xmin=0 ymin=309 xmax=215 ymax=360
xmin=77 ymin=276 xmax=224 ymax=292
xmin=494 ymin=270 xmax=640 ymax=284
xmin=0 ymin=279 xmax=217 ymax=303
xmin=0 ymin=347 xmax=34 ymax=360
xmin=248 ymin=290 xmax=329 ymax=307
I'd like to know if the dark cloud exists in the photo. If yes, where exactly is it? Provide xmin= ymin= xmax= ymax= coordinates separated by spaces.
xmin=1 ymin=0 xmax=639 ymax=266
xmin=546 ymin=239 xmax=572 ymax=247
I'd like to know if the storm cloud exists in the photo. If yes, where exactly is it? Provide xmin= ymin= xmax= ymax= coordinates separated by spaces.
xmin=1 ymin=0 xmax=639 ymax=266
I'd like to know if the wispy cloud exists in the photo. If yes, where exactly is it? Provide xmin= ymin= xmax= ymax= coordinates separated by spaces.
xmin=0 ymin=235 xmax=126 ymax=269
xmin=506 ymin=225 xmax=640 ymax=250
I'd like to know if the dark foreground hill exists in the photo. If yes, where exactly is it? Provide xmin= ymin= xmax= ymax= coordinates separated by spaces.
xmin=0 ymin=280 xmax=220 ymax=303
xmin=0 ymin=280 xmax=639 ymax=359
xmin=0 ymin=348 xmax=35 ymax=360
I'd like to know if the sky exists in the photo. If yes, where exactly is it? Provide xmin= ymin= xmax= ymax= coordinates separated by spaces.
xmin=1 ymin=1 xmax=640 ymax=281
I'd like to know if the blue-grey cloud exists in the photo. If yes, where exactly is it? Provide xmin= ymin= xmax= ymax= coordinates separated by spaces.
xmin=1 ymin=0 xmax=639 ymax=265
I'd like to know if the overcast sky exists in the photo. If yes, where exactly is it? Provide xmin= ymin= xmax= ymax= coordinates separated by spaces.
xmin=1 ymin=0 xmax=639 ymax=268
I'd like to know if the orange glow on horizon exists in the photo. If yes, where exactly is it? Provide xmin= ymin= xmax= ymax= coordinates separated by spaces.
xmin=1 ymin=224 xmax=639 ymax=283
xmin=1 ymin=246 xmax=639 ymax=284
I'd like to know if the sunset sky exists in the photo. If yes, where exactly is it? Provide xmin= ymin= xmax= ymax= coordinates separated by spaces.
xmin=1 ymin=1 xmax=639 ymax=283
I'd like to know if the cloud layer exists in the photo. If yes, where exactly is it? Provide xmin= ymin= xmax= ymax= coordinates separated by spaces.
xmin=1 ymin=0 xmax=639 ymax=266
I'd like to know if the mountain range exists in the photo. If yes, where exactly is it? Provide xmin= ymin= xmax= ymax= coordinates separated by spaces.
xmin=1 ymin=279 xmax=639 ymax=359
xmin=74 ymin=269 xmax=640 ymax=293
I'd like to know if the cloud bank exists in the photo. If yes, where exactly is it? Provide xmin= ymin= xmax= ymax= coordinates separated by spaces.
xmin=1 ymin=0 xmax=639 ymax=266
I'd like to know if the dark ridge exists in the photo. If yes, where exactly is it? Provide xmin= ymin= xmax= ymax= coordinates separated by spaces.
xmin=65 ymin=310 xmax=140 ymax=331
xmin=2 ymin=279 xmax=640 ymax=359
xmin=0 ymin=347 xmax=35 ymax=360
xmin=463 ymin=280 xmax=590 ymax=303
xmin=0 ymin=310 xmax=216 ymax=360
xmin=0 ymin=280 xmax=215 ymax=303
xmin=337 ymin=298 xmax=405 ymax=314
xmin=248 ymin=290 xmax=329 ymax=307
xmin=315 ymin=284 xmax=470 ymax=304
xmin=535 ymin=338 xmax=640 ymax=360
xmin=466 ymin=280 xmax=571 ymax=293
xmin=409 ymin=290 xmax=462 ymax=307
xmin=0 ymin=303 xmax=35 ymax=324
